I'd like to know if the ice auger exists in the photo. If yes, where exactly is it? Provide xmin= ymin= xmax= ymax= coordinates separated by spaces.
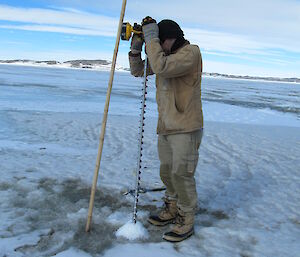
xmin=121 ymin=22 xmax=143 ymax=41
xmin=132 ymin=55 xmax=148 ymax=223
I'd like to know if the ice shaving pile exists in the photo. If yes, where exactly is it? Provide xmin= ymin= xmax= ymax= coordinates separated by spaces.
xmin=116 ymin=221 xmax=149 ymax=240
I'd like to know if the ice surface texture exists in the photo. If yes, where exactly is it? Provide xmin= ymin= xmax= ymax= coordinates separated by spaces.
xmin=0 ymin=65 xmax=299 ymax=256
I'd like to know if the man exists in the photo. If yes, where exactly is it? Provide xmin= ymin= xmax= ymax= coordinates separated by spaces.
xmin=128 ymin=16 xmax=203 ymax=242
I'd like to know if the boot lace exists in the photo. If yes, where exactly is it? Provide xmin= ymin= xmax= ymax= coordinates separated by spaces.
xmin=175 ymin=213 xmax=185 ymax=227
xmin=161 ymin=201 xmax=171 ymax=216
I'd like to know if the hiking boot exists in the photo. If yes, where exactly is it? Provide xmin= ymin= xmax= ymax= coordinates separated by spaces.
xmin=148 ymin=198 xmax=177 ymax=226
xmin=163 ymin=210 xmax=194 ymax=242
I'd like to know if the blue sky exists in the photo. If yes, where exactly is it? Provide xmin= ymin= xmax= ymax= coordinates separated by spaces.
xmin=0 ymin=0 xmax=300 ymax=77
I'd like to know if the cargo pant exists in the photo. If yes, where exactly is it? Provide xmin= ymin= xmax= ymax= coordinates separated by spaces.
xmin=158 ymin=129 xmax=203 ymax=213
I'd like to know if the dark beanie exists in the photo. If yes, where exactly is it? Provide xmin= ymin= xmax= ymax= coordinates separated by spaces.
xmin=158 ymin=19 xmax=184 ymax=42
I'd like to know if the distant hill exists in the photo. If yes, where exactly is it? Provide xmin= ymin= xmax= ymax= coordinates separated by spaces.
xmin=0 ymin=59 xmax=299 ymax=83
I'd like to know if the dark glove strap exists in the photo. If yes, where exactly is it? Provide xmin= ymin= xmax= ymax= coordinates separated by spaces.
xmin=142 ymin=16 xmax=157 ymax=26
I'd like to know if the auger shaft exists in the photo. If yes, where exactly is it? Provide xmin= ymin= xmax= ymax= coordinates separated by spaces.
xmin=133 ymin=55 xmax=148 ymax=223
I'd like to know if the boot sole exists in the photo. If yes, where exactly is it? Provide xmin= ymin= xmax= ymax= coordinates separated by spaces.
xmin=163 ymin=229 xmax=194 ymax=242
xmin=147 ymin=217 xmax=175 ymax=226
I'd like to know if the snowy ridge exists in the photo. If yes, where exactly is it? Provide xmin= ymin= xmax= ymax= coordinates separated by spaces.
xmin=203 ymin=72 xmax=300 ymax=83
xmin=1 ymin=59 xmax=300 ymax=82
xmin=0 ymin=59 xmax=128 ymax=72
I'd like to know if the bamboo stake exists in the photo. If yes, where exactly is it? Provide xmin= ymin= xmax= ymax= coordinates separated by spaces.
xmin=85 ymin=0 xmax=127 ymax=232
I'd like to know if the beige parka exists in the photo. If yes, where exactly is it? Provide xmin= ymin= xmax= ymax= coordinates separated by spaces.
xmin=129 ymin=38 xmax=203 ymax=135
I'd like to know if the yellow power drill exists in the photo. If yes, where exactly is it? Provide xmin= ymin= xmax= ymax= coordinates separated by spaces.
xmin=121 ymin=22 xmax=143 ymax=41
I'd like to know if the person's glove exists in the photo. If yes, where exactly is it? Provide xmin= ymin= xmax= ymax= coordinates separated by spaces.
xmin=130 ymin=34 xmax=144 ymax=54
xmin=142 ymin=16 xmax=159 ymax=44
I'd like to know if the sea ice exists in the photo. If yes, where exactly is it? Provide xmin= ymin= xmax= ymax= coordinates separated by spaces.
xmin=1 ymin=66 xmax=299 ymax=256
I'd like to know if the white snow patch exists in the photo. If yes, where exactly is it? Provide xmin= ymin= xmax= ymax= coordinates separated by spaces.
xmin=55 ymin=247 xmax=92 ymax=257
xmin=67 ymin=208 xmax=87 ymax=220
xmin=0 ymin=229 xmax=51 ymax=257
xmin=115 ymin=221 xmax=149 ymax=241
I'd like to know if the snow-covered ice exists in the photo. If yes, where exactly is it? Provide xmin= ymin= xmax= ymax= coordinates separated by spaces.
xmin=0 ymin=64 xmax=299 ymax=257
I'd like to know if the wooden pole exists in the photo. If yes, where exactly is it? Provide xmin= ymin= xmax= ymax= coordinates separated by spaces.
xmin=85 ymin=0 xmax=127 ymax=232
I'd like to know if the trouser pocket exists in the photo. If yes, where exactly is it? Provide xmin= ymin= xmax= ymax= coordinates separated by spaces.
xmin=169 ymin=130 xmax=203 ymax=212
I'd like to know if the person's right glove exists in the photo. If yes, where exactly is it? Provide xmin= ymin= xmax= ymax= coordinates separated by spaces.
xmin=130 ymin=34 xmax=144 ymax=54
xmin=142 ymin=16 xmax=159 ymax=44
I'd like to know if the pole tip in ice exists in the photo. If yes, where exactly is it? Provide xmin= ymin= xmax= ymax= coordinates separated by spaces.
xmin=85 ymin=215 xmax=92 ymax=232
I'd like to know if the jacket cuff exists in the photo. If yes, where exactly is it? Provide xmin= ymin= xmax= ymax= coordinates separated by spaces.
xmin=129 ymin=51 xmax=141 ymax=57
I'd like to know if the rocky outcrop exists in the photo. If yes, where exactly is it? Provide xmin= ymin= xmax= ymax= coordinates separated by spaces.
xmin=63 ymin=59 xmax=111 ymax=68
